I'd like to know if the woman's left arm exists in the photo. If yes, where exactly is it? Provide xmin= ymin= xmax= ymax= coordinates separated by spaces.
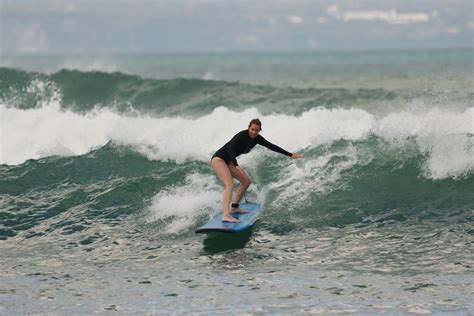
xmin=257 ymin=136 xmax=304 ymax=158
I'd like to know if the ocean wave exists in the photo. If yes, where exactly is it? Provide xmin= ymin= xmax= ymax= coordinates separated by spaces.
xmin=1 ymin=65 xmax=472 ymax=239
xmin=1 ymin=136 xmax=472 ymax=240
xmin=0 ymin=67 xmax=405 ymax=116
xmin=1 ymin=99 xmax=472 ymax=180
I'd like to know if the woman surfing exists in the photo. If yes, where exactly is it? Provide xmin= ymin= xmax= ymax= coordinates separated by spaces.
xmin=211 ymin=119 xmax=304 ymax=223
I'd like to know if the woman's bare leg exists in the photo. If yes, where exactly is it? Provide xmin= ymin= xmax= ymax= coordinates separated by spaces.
xmin=228 ymin=164 xmax=252 ymax=213
xmin=211 ymin=157 xmax=240 ymax=223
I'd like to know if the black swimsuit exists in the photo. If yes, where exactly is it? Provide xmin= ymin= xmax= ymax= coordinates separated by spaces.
xmin=212 ymin=130 xmax=292 ymax=166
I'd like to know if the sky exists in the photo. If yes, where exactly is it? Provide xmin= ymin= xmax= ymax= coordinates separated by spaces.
xmin=1 ymin=0 xmax=473 ymax=54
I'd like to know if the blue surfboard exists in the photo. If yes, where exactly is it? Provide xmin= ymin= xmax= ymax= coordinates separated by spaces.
xmin=195 ymin=203 xmax=262 ymax=234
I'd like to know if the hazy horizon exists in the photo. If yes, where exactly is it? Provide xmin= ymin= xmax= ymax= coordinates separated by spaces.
xmin=1 ymin=0 xmax=473 ymax=55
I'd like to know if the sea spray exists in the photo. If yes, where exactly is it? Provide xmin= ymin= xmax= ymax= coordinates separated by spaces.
xmin=147 ymin=173 xmax=222 ymax=233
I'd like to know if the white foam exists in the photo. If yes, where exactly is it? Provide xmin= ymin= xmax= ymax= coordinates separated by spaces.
xmin=420 ymin=134 xmax=473 ymax=179
xmin=1 ymin=99 xmax=472 ymax=179
xmin=147 ymin=173 xmax=221 ymax=233
xmin=1 ymin=102 xmax=111 ymax=164
xmin=372 ymin=107 xmax=474 ymax=179
xmin=0 ymin=104 xmax=370 ymax=165
xmin=269 ymin=143 xmax=363 ymax=209
xmin=57 ymin=59 xmax=122 ymax=74
xmin=202 ymin=71 xmax=216 ymax=80
xmin=372 ymin=107 xmax=473 ymax=139
xmin=0 ymin=57 xmax=123 ymax=75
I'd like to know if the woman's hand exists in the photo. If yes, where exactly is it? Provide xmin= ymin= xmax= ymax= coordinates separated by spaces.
xmin=291 ymin=153 xmax=304 ymax=159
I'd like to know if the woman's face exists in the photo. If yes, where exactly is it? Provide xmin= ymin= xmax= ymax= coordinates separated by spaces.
xmin=248 ymin=123 xmax=261 ymax=139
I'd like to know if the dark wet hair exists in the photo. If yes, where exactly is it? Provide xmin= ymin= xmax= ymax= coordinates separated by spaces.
xmin=248 ymin=118 xmax=262 ymax=131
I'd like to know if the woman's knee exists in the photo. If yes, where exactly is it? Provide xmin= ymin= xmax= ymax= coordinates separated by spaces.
xmin=223 ymin=180 xmax=234 ymax=191
xmin=242 ymin=175 xmax=252 ymax=187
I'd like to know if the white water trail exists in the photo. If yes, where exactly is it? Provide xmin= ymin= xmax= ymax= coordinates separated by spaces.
xmin=147 ymin=173 xmax=222 ymax=233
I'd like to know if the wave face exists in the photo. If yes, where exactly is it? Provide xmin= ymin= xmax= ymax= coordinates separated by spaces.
xmin=1 ymin=58 xmax=473 ymax=241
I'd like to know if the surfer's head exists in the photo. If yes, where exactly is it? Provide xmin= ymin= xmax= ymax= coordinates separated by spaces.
xmin=248 ymin=118 xmax=262 ymax=139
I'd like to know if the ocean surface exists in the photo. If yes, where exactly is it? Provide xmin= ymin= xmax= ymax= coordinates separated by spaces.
xmin=1 ymin=50 xmax=473 ymax=315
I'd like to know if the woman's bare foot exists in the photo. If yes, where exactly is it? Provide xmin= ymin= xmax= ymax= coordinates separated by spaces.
xmin=230 ymin=207 xmax=249 ymax=214
xmin=222 ymin=213 xmax=240 ymax=223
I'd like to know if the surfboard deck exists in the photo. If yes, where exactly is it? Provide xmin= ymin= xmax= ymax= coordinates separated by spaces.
xmin=195 ymin=203 xmax=262 ymax=234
